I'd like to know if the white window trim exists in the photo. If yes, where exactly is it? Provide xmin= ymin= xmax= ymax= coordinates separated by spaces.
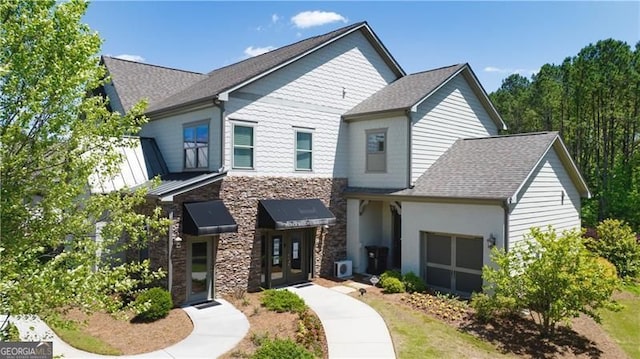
xmin=365 ymin=128 xmax=387 ymax=173
xmin=232 ymin=123 xmax=255 ymax=170
xmin=294 ymin=130 xmax=313 ymax=172
xmin=183 ymin=120 xmax=210 ymax=171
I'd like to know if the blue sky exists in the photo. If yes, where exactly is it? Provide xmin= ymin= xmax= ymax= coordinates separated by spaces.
xmin=83 ymin=1 xmax=639 ymax=92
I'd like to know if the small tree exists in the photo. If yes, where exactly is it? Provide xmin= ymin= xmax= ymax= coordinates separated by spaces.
xmin=478 ymin=227 xmax=620 ymax=336
xmin=586 ymin=219 xmax=640 ymax=279
xmin=0 ymin=0 xmax=167 ymax=321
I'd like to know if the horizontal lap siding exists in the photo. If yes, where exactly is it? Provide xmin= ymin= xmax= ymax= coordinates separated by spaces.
xmin=142 ymin=107 xmax=222 ymax=172
xmin=411 ymin=75 xmax=498 ymax=184
xmin=348 ymin=116 xmax=408 ymax=188
xmin=509 ymin=148 xmax=581 ymax=246
xmin=226 ymin=31 xmax=398 ymax=178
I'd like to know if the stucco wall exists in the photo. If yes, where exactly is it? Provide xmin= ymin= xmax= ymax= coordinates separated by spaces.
xmin=401 ymin=201 xmax=505 ymax=275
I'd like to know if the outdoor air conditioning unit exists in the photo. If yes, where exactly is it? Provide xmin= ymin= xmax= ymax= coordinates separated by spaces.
xmin=334 ymin=260 xmax=353 ymax=279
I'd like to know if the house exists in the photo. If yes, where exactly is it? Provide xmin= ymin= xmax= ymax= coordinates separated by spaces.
xmin=97 ymin=21 xmax=589 ymax=304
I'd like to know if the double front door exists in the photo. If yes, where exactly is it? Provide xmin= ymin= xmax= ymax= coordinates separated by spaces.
xmin=264 ymin=230 xmax=312 ymax=287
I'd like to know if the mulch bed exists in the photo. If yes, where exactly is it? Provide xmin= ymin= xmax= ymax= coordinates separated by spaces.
xmin=314 ymin=275 xmax=629 ymax=359
xmin=63 ymin=307 xmax=193 ymax=355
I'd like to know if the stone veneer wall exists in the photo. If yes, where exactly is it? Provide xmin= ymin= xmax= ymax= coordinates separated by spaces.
xmin=217 ymin=176 xmax=348 ymax=294
xmin=143 ymin=176 xmax=347 ymax=304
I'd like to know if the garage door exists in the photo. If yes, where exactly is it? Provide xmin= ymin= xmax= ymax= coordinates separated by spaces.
xmin=422 ymin=232 xmax=483 ymax=296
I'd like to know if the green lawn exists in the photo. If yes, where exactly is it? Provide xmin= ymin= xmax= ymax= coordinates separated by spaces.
xmin=360 ymin=296 xmax=515 ymax=359
xmin=600 ymin=284 xmax=640 ymax=359
xmin=50 ymin=322 xmax=122 ymax=355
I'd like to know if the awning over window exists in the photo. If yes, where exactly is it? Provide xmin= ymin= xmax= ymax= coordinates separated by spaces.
xmin=258 ymin=199 xmax=336 ymax=230
xmin=183 ymin=200 xmax=238 ymax=236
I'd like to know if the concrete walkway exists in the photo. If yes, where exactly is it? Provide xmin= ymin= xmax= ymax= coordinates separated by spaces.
xmin=10 ymin=299 xmax=249 ymax=358
xmin=288 ymin=283 xmax=396 ymax=359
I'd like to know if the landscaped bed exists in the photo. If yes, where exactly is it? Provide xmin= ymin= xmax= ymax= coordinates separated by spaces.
xmin=220 ymin=289 xmax=328 ymax=358
xmin=51 ymin=307 xmax=193 ymax=355
xmin=314 ymin=276 xmax=634 ymax=359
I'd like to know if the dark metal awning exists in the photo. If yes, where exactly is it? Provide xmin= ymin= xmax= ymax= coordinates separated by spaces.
xmin=183 ymin=200 xmax=238 ymax=236
xmin=258 ymin=199 xmax=336 ymax=230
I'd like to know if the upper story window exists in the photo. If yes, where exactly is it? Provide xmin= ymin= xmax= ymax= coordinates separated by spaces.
xmin=233 ymin=124 xmax=254 ymax=169
xmin=295 ymin=131 xmax=313 ymax=171
xmin=184 ymin=122 xmax=209 ymax=169
xmin=366 ymin=129 xmax=386 ymax=172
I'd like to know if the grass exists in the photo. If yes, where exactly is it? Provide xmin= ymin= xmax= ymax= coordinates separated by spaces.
xmin=50 ymin=322 xmax=122 ymax=355
xmin=600 ymin=283 xmax=640 ymax=359
xmin=360 ymin=296 xmax=515 ymax=359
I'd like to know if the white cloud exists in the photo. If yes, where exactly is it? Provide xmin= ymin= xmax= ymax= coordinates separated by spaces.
xmin=291 ymin=11 xmax=347 ymax=29
xmin=244 ymin=46 xmax=276 ymax=57
xmin=272 ymin=14 xmax=280 ymax=23
xmin=114 ymin=54 xmax=145 ymax=62
xmin=484 ymin=66 xmax=536 ymax=75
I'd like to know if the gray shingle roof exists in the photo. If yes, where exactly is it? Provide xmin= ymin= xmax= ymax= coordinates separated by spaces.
xmin=102 ymin=56 xmax=206 ymax=113
xmin=146 ymin=21 xmax=371 ymax=114
xmin=344 ymin=64 xmax=465 ymax=117
xmin=397 ymin=132 xmax=560 ymax=200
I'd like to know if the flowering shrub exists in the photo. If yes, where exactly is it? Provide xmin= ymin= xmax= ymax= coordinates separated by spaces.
xmin=296 ymin=309 xmax=323 ymax=357
xmin=402 ymin=292 xmax=469 ymax=322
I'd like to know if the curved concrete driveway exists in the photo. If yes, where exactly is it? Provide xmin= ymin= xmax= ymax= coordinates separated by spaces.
xmin=10 ymin=299 xmax=249 ymax=359
xmin=288 ymin=284 xmax=396 ymax=359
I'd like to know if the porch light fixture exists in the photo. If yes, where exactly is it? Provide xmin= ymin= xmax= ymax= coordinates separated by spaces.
xmin=486 ymin=233 xmax=496 ymax=249
xmin=174 ymin=236 xmax=183 ymax=249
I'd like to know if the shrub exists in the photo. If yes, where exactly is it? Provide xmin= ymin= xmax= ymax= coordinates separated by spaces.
xmin=381 ymin=277 xmax=405 ymax=293
xmin=296 ymin=310 xmax=324 ymax=356
xmin=402 ymin=272 xmax=426 ymax=293
xmin=0 ymin=322 xmax=20 ymax=341
xmin=379 ymin=270 xmax=402 ymax=287
xmin=134 ymin=287 xmax=173 ymax=321
xmin=481 ymin=227 xmax=621 ymax=335
xmin=586 ymin=219 xmax=640 ymax=279
xmin=252 ymin=338 xmax=314 ymax=359
xmin=260 ymin=289 xmax=307 ymax=313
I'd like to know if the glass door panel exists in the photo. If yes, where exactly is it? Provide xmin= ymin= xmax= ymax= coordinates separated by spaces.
xmin=189 ymin=240 xmax=211 ymax=302
xmin=287 ymin=231 xmax=306 ymax=283
xmin=271 ymin=235 xmax=284 ymax=285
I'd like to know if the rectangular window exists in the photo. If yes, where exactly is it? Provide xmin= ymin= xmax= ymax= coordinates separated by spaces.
xmin=183 ymin=123 xmax=209 ymax=169
xmin=233 ymin=125 xmax=254 ymax=169
xmin=295 ymin=131 xmax=312 ymax=171
xmin=366 ymin=129 xmax=386 ymax=172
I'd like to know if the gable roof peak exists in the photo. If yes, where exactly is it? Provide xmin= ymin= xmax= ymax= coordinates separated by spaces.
xmin=205 ymin=21 xmax=368 ymax=76
xmin=408 ymin=63 xmax=466 ymax=77
xmin=145 ymin=20 xmax=402 ymax=115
